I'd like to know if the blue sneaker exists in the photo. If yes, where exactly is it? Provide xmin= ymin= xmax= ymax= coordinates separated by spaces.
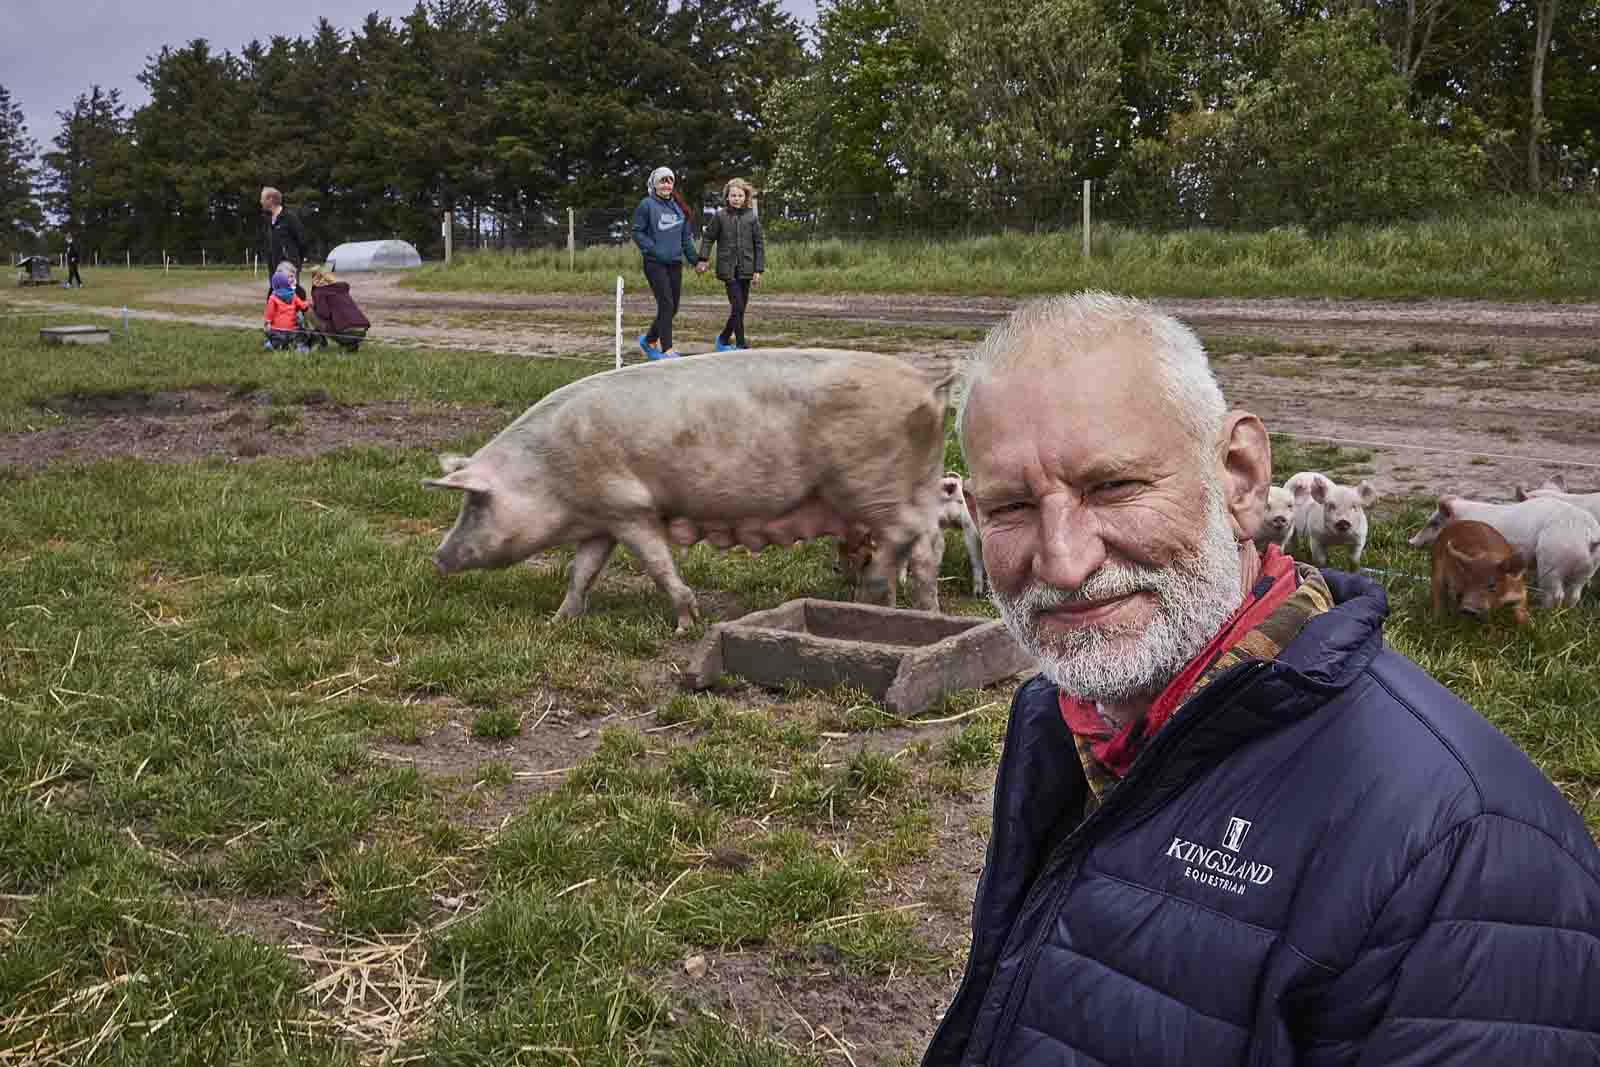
xmin=714 ymin=337 xmax=737 ymax=352
xmin=639 ymin=335 xmax=664 ymax=361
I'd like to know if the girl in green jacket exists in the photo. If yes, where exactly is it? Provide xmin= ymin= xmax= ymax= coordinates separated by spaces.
xmin=695 ymin=178 xmax=765 ymax=351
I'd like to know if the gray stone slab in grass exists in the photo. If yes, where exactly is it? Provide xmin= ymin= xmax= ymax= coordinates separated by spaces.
xmin=40 ymin=325 xmax=111 ymax=345
xmin=687 ymin=598 xmax=1034 ymax=714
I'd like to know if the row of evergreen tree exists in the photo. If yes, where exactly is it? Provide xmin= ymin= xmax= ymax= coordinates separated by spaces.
xmin=2 ymin=0 xmax=1598 ymax=260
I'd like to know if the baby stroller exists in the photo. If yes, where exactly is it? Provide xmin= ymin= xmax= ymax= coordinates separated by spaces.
xmin=307 ymin=269 xmax=371 ymax=352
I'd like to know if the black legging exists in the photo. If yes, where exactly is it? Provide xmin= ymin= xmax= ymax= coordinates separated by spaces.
xmin=642 ymin=259 xmax=683 ymax=351
xmin=720 ymin=277 xmax=752 ymax=347
xmin=67 ymin=263 xmax=83 ymax=286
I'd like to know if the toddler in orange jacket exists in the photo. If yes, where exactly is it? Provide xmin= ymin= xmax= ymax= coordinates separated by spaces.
xmin=263 ymin=270 xmax=310 ymax=351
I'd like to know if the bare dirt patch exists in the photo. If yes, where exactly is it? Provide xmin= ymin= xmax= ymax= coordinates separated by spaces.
xmin=652 ymin=951 xmax=957 ymax=1066
xmin=1 ymin=387 xmax=506 ymax=471
xmin=370 ymin=701 xmax=605 ymax=828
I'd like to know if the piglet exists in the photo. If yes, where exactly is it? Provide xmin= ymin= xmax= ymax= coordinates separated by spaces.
xmin=1290 ymin=472 xmax=1377 ymax=568
xmin=1514 ymin=476 xmax=1600 ymax=528
xmin=1409 ymin=494 xmax=1600 ymax=608
xmin=1430 ymin=519 xmax=1531 ymax=625
xmin=1253 ymin=485 xmax=1296 ymax=554
xmin=938 ymin=472 xmax=986 ymax=596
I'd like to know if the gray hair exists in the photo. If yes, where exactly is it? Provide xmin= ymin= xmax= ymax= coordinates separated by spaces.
xmin=260 ymin=186 xmax=282 ymax=206
xmin=955 ymin=290 xmax=1227 ymax=453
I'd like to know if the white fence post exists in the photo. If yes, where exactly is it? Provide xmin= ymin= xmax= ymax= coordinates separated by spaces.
xmin=444 ymin=211 xmax=453 ymax=266
xmin=1082 ymin=179 xmax=1092 ymax=260
xmin=568 ymin=207 xmax=576 ymax=272
xmin=615 ymin=276 xmax=624 ymax=369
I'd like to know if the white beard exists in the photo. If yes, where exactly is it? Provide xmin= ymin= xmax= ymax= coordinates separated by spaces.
xmin=991 ymin=481 xmax=1245 ymax=706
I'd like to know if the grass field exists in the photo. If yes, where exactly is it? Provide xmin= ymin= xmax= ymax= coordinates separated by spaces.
xmin=1 ymin=311 xmax=1596 ymax=1065
xmin=407 ymin=201 xmax=1600 ymax=302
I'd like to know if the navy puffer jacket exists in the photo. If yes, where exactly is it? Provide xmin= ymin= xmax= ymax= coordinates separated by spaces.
xmin=924 ymin=570 xmax=1600 ymax=1066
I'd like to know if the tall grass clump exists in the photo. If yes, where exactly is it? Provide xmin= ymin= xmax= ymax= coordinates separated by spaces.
xmin=405 ymin=199 xmax=1600 ymax=301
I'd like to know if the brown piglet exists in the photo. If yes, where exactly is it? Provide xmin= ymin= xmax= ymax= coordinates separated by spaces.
xmin=1430 ymin=519 xmax=1531 ymax=625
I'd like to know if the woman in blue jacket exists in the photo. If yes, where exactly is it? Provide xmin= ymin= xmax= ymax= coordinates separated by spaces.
xmin=631 ymin=166 xmax=698 ymax=360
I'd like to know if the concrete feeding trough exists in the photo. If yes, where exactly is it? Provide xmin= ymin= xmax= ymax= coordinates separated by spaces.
xmin=40 ymin=325 xmax=111 ymax=346
xmin=687 ymin=598 xmax=1034 ymax=714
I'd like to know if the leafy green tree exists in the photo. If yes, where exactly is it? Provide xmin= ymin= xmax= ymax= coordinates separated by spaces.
xmin=763 ymin=0 xmax=942 ymax=201
xmin=0 ymin=84 xmax=42 ymax=248
xmin=129 ymin=40 xmax=257 ymax=256
xmin=903 ymin=0 xmax=1125 ymax=213
xmin=42 ymin=87 xmax=133 ymax=255
xmin=1125 ymin=11 xmax=1486 ymax=228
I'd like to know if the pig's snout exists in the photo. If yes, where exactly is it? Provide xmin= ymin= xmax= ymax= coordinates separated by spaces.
xmin=1270 ymin=515 xmax=1289 ymax=529
xmin=1334 ymin=519 xmax=1353 ymax=534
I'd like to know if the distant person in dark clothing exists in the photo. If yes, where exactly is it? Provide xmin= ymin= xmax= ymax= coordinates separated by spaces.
xmin=65 ymin=233 xmax=83 ymax=288
xmin=308 ymin=269 xmax=371 ymax=352
xmin=696 ymin=177 xmax=765 ymax=351
xmin=260 ymin=186 xmax=307 ymax=293
xmin=630 ymin=166 xmax=697 ymax=360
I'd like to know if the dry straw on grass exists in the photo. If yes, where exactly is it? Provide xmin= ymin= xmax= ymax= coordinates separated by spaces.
xmin=283 ymin=928 xmax=457 ymax=1065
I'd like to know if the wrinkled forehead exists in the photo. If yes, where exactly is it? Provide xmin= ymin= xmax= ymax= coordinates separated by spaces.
xmin=961 ymin=342 xmax=1198 ymax=483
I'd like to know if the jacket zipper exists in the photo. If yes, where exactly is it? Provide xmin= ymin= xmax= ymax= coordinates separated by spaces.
xmin=976 ymin=659 xmax=1272 ymax=1066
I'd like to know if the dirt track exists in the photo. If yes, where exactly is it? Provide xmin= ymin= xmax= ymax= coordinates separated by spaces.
xmin=13 ymin=276 xmax=1600 ymax=501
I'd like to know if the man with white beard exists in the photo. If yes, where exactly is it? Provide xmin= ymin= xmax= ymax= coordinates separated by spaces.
xmin=921 ymin=292 xmax=1600 ymax=1067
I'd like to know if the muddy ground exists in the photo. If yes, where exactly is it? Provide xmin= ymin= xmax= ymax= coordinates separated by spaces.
xmin=0 ymin=385 xmax=507 ymax=472
xmin=7 ymin=279 xmax=1600 ymax=1061
xmin=13 ymin=275 xmax=1600 ymax=499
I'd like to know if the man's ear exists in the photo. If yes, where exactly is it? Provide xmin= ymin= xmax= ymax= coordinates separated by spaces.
xmin=1219 ymin=411 xmax=1271 ymax=542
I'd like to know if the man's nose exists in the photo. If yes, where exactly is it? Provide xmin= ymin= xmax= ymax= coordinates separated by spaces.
xmin=1033 ymin=495 xmax=1106 ymax=591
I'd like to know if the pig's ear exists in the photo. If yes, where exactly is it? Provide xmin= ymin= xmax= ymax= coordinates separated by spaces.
xmin=1514 ymin=484 xmax=1530 ymax=502
xmin=438 ymin=453 xmax=471 ymax=475
xmin=1503 ymin=552 xmax=1527 ymax=576
xmin=1547 ymin=474 xmax=1568 ymax=492
xmin=1356 ymin=480 xmax=1378 ymax=506
xmin=422 ymin=466 xmax=493 ymax=494
xmin=1438 ymin=495 xmax=1455 ymax=518
xmin=1310 ymin=478 xmax=1328 ymax=503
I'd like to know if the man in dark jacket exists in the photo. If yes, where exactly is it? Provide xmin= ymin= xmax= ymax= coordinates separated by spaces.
xmin=260 ymin=185 xmax=307 ymax=291
xmin=64 ymin=233 xmax=83 ymax=288
xmin=924 ymin=291 xmax=1600 ymax=1066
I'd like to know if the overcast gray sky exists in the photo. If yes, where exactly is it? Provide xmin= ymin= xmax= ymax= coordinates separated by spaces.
xmin=3 ymin=0 xmax=819 ymax=154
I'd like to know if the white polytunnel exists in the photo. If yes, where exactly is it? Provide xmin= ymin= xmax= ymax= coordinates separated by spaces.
xmin=322 ymin=239 xmax=424 ymax=272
